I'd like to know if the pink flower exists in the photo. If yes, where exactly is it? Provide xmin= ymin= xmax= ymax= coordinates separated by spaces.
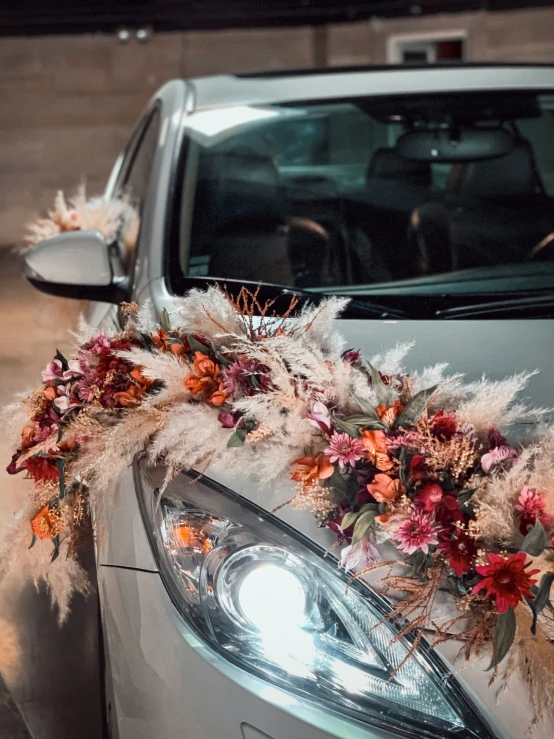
xmin=339 ymin=537 xmax=381 ymax=573
xmin=52 ymin=384 xmax=81 ymax=418
xmin=394 ymin=510 xmax=439 ymax=555
xmin=221 ymin=357 xmax=269 ymax=399
xmin=41 ymin=358 xmax=64 ymax=384
xmin=80 ymin=332 xmax=112 ymax=356
xmin=62 ymin=359 xmax=84 ymax=380
xmin=325 ymin=432 xmax=365 ymax=469
xmin=308 ymin=401 xmax=333 ymax=435
xmin=481 ymin=445 xmax=518 ymax=474
xmin=515 ymin=486 xmax=553 ymax=533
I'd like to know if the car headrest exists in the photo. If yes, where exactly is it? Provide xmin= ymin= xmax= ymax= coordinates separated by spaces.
xmin=198 ymin=152 xmax=285 ymax=230
xmin=367 ymin=147 xmax=431 ymax=188
xmin=457 ymin=138 xmax=543 ymax=201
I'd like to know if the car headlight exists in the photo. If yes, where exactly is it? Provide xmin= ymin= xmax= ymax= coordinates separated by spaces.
xmin=135 ymin=464 xmax=496 ymax=739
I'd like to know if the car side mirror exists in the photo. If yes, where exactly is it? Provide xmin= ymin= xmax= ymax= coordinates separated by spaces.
xmin=23 ymin=230 xmax=129 ymax=303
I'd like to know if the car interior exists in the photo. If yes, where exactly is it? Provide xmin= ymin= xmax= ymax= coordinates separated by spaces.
xmin=184 ymin=92 xmax=554 ymax=292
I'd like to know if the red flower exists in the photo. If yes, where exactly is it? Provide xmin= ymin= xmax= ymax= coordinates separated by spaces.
xmin=24 ymin=455 xmax=60 ymax=483
xmin=435 ymin=494 xmax=464 ymax=528
xmin=430 ymin=410 xmax=457 ymax=441
xmin=414 ymin=483 xmax=443 ymax=513
xmin=410 ymin=454 xmax=428 ymax=482
xmin=438 ymin=529 xmax=477 ymax=577
xmin=473 ymin=552 xmax=540 ymax=613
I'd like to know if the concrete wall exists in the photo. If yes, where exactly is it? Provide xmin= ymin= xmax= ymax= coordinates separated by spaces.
xmin=0 ymin=5 xmax=553 ymax=246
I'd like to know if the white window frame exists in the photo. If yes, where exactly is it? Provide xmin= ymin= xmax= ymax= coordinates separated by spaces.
xmin=387 ymin=29 xmax=467 ymax=65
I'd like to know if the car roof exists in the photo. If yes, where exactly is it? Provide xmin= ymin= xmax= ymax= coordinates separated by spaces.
xmin=186 ymin=63 xmax=554 ymax=110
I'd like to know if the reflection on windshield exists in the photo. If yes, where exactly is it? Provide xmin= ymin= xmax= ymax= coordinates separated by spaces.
xmin=179 ymin=92 xmax=554 ymax=296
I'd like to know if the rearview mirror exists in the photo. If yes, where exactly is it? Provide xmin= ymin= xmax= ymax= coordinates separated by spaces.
xmin=23 ymin=230 xmax=129 ymax=303
xmin=396 ymin=128 xmax=514 ymax=163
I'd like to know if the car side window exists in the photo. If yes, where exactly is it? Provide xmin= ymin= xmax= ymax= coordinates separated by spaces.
xmin=116 ymin=108 xmax=161 ymax=270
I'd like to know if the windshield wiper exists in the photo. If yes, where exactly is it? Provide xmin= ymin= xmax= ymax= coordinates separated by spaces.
xmin=435 ymin=291 xmax=554 ymax=319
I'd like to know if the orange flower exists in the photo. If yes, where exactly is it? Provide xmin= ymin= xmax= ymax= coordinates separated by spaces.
xmin=376 ymin=399 xmax=404 ymax=427
xmin=193 ymin=352 xmax=218 ymax=378
xmin=113 ymin=385 xmax=143 ymax=408
xmin=360 ymin=429 xmax=393 ymax=471
xmin=30 ymin=504 xmax=63 ymax=540
xmin=151 ymin=328 xmax=186 ymax=357
xmin=207 ymin=385 xmax=228 ymax=406
xmin=183 ymin=352 xmax=229 ymax=406
xmin=43 ymin=386 xmax=57 ymax=401
xmin=367 ymin=473 xmax=405 ymax=504
xmin=130 ymin=366 xmax=153 ymax=392
xmin=292 ymin=452 xmax=334 ymax=486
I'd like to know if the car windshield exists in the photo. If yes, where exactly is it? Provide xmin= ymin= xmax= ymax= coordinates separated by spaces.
xmin=175 ymin=90 xmax=554 ymax=307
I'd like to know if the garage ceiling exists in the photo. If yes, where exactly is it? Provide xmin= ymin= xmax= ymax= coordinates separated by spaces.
xmin=1 ymin=0 xmax=553 ymax=35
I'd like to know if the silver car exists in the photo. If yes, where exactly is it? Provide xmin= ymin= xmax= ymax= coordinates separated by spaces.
xmin=24 ymin=64 xmax=554 ymax=739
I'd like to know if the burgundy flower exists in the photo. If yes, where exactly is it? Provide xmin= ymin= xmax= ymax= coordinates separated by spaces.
xmin=410 ymin=454 xmax=429 ymax=482
xmin=439 ymin=529 xmax=477 ymax=577
xmin=488 ymin=426 xmax=508 ymax=450
xmin=414 ymin=483 xmax=443 ymax=513
xmin=341 ymin=349 xmax=362 ymax=367
xmin=435 ymin=494 xmax=464 ymax=528
xmin=218 ymin=410 xmax=244 ymax=429
xmin=430 ymin=410 xmax=457 ymax=441
xmin=222 ymin=357 xmax=270 ymax=400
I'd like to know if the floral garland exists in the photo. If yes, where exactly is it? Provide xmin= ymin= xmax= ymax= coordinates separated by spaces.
xmin=4 ymin=286 xmax=554 ymax=722
xmin=22 ymin=186 xmax=139 ymax=265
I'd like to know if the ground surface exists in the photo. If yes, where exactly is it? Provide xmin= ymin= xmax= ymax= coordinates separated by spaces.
xmin=0 ymin=251 xmax=103 ymax=739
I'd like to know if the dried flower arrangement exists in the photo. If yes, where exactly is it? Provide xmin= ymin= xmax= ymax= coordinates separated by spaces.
xmin=22 ymin=186 xmax=139 ymax=265
xmin=3 ymin=286 xmax=554 ymax=722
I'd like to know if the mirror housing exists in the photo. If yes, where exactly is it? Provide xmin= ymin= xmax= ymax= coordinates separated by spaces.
xmin=396 ymin=128 xmax=514 ymax=163
xmin=23 ymin=230 xmax=129 ymax=303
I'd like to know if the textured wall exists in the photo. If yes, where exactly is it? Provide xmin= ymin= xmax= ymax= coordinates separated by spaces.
xmin=0 ymin=6 xmax=553 ymax=246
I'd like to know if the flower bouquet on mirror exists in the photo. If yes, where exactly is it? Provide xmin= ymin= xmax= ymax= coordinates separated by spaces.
xmin=3 ymin=286 xmax=554 ymax=724
xmin=21 ymin=185 xmax=139 ymax=265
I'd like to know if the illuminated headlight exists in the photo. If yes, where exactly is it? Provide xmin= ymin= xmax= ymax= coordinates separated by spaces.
xmin=136 ymin=465 xmax=496 ymax=739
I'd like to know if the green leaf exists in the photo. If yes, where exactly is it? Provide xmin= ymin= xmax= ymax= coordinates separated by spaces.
xmin=487 ymin=608 xmax=516 ymax=670
xmin=394 ymin=385 xmax=438 ymax=429
xmin=332 ymin=415 xmax=360 ymax=438
xmin=186 ymin=334 xmax=211 ymax=355
xmin=328 ymin=469 xmax=349 ymax=495
xmin=409 ymin=550 xmax=427 ymax=577
xmin=520 ymin=520 xmax=547 ymax=557
xmin=347 ymin=413 xmax=387 ymax=431
xmin=340 ymin=511 xmax=361 ymax=530
xmin=50 ymin=534 xmax=60 ymax=564
xmin=352 ymin=510 xmax=376 ymax=544
xmin=458 ymin=488 xmax=478 ymax=506
xmin=140 ymin=332 xmax=156 ymax=350
xmin=55 ymin=349 xmax=69 ymax=371
xmin=28 ymin=534 xmax=37 ymax=550
xmin=159 ymin=308 xmax=172 ymax=332
xmin=55 ymin=458 xmax=66 ymax=500
xmin=527 ymin=573 xmax=554 ymax=635
xmin=227 ymin=428 xmax=247 ymax=448
xmin=368 ymin=364 xmax=392 ymax=406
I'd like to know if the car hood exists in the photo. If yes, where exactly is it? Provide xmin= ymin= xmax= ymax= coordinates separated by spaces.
xmin=104 ymin=316 xmax=554 ymax=739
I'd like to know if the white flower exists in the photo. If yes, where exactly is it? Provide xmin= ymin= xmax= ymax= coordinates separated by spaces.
xmin=339 ymin=537 xmax=381 ymax=573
